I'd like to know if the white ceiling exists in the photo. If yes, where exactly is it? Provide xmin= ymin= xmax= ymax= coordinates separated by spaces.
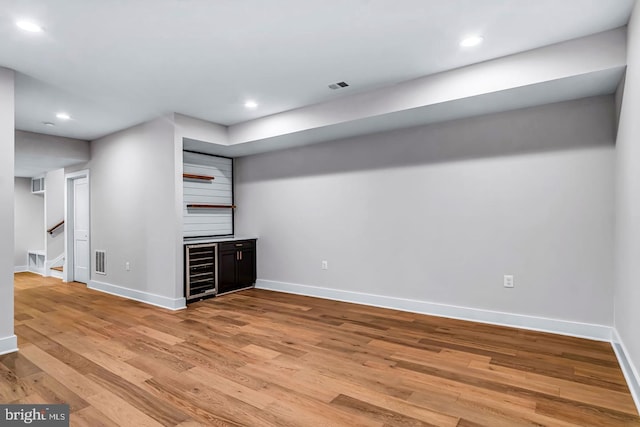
xmin=1 ymin=0 xmax=635 ymax=142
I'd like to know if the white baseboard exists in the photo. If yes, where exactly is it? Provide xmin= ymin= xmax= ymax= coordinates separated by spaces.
xmin=14 ymin=265 xmax=27 ymax=273
xmin=50 ymin=269 xmax=63 ymax=279
xmin=0 ymin=335 xmax=18 ymax=356
xmin=27 ymin=269 xmax=46 ymax=277
xmin=89 ymin=280 xmax=186 ymax=311
xmin=612 ymin=329 xmax=640 ymax=412
xmin=255 ymin=279 xmax=613 ymax=342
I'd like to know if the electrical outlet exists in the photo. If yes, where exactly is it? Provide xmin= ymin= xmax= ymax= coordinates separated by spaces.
xmin=125 ymin=261 xmax=130 ymax=271
xmin=504 ymin=275 xmax=514 ymax=288
xmin=321 ymin=260 xmax=328 ymax=270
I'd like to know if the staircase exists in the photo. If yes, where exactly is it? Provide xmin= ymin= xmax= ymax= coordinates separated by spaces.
xmin=49 ymin=257 xmax=64 ymax=279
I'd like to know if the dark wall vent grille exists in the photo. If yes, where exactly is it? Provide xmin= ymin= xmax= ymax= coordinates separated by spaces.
xmin=95 ymin=250 xmax=106 ymax=275
xmin=328 ymin=81 xmax=350 ymax=90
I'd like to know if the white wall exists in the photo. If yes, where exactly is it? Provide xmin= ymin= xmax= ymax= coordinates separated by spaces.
xmin=0 ymin=68 xmax=17 ymax=354
xmin=14 ymin=178 xmax=44 ymax=268
xmin=15 ymin=130 xmax=89 ymax=178
xmin=615 ymin=0 xmax=640 ymax=402
xmin=45 ymin=169 xmax=65 ymax=261
xmin=175 ymin=113 xmax=228 ymax=146
xmin=236 ymin=96 xmax=615 ymax=326
xmin=87 ymin=116 xmax=184 ymax=308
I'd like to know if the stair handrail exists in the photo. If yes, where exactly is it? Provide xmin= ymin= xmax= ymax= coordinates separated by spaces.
xmin=47 ymin=220 xmax=64 ymax=235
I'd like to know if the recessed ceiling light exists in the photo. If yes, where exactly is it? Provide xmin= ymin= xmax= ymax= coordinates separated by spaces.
xmin=42 ymin=122 xmax=55 ymax=127
xmin=56 ymin=112 xmax=71 ymax=120
xmin=16 ymin=20 xmax=43 ymax=33
xmin=460 ymin=35 xmax=484 ymax=47
xmin=244 ymin=100 xmax=258 ymax=109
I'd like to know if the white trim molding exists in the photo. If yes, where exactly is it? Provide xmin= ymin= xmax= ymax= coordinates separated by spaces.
xmin=89 ymin=279 xmax=186 ymax=311
xmin=255 ymin=279 xmax=613 ymax=342
xmin=0 ymin=335 xmax=18 ymax=355
xmin=46 ymin=252 xmax=65 ymax=279
xmin=45 ymin=252 xmax=64 ymax=271
xmin=14 ymin=265 xmax=28 ymax=273
xmin=50 ymin=269 xmax=63 ymax=280
xmin=612 ymin=329 xmax=640 ymax=412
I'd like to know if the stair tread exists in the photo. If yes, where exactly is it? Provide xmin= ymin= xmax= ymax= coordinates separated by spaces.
xmin=51 ymin=266 xmax=63 ymax=272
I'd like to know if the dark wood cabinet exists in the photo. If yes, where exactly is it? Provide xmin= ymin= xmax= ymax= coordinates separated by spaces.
xmin=216 ymin=239 xmax=257 ymax=295
xmin=237 ymin=245 xmax=256 ymax=286
xmin=185 ymin=238 xmax=257 ymax=303
xmin=217 ymin=249 xmax=238 ymax=294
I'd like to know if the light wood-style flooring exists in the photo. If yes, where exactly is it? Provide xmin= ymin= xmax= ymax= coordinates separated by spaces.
xmin=1 ymin=272 xmax=639 ymax=426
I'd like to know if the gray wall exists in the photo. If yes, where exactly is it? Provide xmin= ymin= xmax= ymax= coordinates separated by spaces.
xmin=0 ymin=68 xmax=15 ymax=350
xmin=45 ymin=169 xmax=65 ymax=260
xmin=88 ymin=117 xmax=182 ymax=299
xmin=236 ymin=96 xmax=615 ymax=325
xmin=615 ymin=0 xmax=640 ymax=392
xmin=15 ymin=131 xmax=89 ymax=178
xmin=14 ymin=178 xmax=44 ymax=267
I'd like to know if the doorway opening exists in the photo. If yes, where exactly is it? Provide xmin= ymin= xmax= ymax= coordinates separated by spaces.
xmin=64 ymin=170 xmax=90 ymax=284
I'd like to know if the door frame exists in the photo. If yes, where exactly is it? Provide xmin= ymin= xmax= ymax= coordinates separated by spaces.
xmin=64 ymin=170 xmax=90 ymax=283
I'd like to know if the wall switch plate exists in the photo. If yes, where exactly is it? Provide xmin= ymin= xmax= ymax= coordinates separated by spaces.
xmin=125 ymin=261 xmax=130 ymax=271
xmin=321 ymin=260 xmax=328 ymax=270
xmin=504 ymin=275 xmax=514 ymax=288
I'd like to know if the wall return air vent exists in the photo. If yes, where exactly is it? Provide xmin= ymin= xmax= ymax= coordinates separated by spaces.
xmin=95 ymin=250 xmax=106 ymax=275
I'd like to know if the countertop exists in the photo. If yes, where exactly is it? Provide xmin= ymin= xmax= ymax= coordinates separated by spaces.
xmin=184 ymin=236 xmax=258 ymax=244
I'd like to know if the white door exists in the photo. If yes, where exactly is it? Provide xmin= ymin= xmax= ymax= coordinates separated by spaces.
xmin=73 ymin=177 xmax=90 ymax=283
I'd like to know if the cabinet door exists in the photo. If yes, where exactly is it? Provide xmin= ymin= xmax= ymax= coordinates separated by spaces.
xmin=237 ymin=247 xmax=256 ymax=287
xmin=217 ymin=250 xmax=237 ymax=294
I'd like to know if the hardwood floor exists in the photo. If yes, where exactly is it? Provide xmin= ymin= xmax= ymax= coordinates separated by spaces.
xmin=2 ymin=272 xmax=639 ymax=426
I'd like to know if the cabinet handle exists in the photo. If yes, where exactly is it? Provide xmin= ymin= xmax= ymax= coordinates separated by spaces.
xmin=235 ymin=243 xmax=243 ymax=247
xmin=236 ymin=251 xmax=239 ymax=261
xmin=240 ymin=251 xmax=243 ymax=261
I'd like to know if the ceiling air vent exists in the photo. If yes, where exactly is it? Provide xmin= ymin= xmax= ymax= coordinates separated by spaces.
xmin=328 ymin=81 xmax=350 ymax=90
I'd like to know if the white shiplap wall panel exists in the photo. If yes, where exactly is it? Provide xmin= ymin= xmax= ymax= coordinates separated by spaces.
xmin=184 ymin=224 xmax=233 ymax=233
xmin=183 ymin=188 xmax=232 ymax=195
xmin=183 ymin=152 xmax=233 ymax=237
